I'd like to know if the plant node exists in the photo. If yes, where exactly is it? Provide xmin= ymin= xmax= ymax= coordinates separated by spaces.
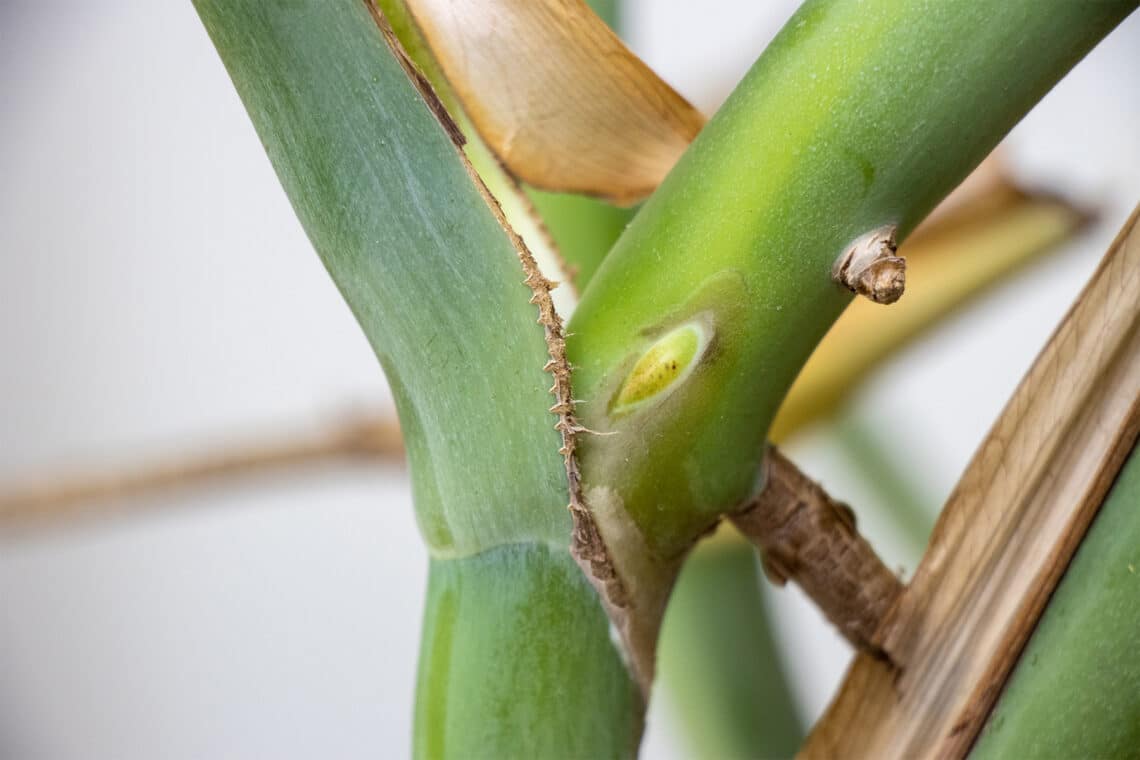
xmin=833 ymin=225 xmax=905 ymax=304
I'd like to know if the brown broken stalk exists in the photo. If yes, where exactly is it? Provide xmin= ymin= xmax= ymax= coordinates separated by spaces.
xmin=802 ymin=203 xmax=1140 ymax=759
xmin=832 ymin=225 xmax=906 ymax=305
xmin=731 ymin=446 xmax=904 ymax=656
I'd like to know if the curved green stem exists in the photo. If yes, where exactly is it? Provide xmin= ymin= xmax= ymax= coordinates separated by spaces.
xmin=568 ymin=0 xmax=1136 ymax=555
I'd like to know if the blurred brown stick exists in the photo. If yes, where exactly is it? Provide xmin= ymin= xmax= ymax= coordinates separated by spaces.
xmin=0 ymin=415 xmax=403 ymax=529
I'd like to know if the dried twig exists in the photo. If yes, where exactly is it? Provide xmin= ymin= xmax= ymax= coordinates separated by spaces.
xmin=0 ymin=415 xmax=403 ymax=529
xmin=730 ymin=446 xmax=904 ymax=657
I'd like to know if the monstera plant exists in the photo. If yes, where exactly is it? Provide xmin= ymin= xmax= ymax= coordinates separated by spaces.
xmin=24 ymin=0 xmax=1132 ymax=757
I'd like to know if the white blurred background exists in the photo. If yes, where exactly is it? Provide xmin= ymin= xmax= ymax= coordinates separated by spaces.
xmin=1 ymin=2 xmax=1137 ymax=758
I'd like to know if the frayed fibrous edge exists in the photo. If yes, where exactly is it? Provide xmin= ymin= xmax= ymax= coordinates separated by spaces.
xmin=367 ymin=1 xmax=644 ymax=693
xmin=367 ymin=4 xmax=466 ymax=148
xmin=368 ymin=0 xmax=580 ymax=310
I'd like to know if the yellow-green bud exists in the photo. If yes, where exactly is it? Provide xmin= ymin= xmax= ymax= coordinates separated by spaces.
xmin=611 ymin=321 xmax=709 ymax=416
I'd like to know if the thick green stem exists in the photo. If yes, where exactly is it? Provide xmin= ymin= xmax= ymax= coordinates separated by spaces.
xmin=568 ymin=0 xmax=1136 ymax=555
xmin=971 ymin=440 xmax=1140 ymax=759
xmin=192 ymin=0 xmax=639 ymax=755
xmin=417 ymin=544 xmax=640 ymax=759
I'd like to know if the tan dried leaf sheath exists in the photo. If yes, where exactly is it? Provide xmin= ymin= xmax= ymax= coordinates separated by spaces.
xmin=834 ymin=226 xmax=906 ymax=304
xmin=803 ymin=205 xmax=1140 ymax=759
xmin=402 ymin=0 xmax=705 ymax=204
xmin=731 ymin=446 xmax=904 ymax=656
xmin=369 ymin=5 xmax=650 ymax=691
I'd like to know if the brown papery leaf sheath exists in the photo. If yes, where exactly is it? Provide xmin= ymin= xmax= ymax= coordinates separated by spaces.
xmin=802 ymin=204 xmax=1140 ymax=759
xmin=402 ymin=0 xmax=705 ymax=204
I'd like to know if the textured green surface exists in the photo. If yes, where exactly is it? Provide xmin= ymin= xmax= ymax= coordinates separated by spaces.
xmin=193 ymin=1 xmax=639 ymax=756
xmin=972 ymin=442 xmax=1140 ymax=760
xmin=195 ymin=0 xmax=567 ymax=557
xmin=416 ymin=545 xmax=640 ymax=759
xmin=658 ymin=538 xmax=804 ymax=759
xmin=568 ymin=0 xmax=1136 ymax=554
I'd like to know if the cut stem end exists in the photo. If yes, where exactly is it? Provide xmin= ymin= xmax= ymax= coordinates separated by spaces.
xmin=834 ymin=226 xmax=905 ymax=304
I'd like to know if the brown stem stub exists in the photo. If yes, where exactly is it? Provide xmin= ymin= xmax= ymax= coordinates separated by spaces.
xmin=730 ymin=446 xmax=904 ymax=658
xmin=833 ymin=225 xmax=905 ymax=304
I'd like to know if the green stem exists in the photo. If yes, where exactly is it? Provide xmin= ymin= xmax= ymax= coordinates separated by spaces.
xmin=970 ymin=440 xmax=1140 ymax=759
xmin=532 ymin=7 xmax=802 ymax=752
xmin=524 ymin=7 xmax=805 ymax=757
xmin=658 ymin=535 xmax=804 ymax=759
xmin=568 ymin=0 xmax=1136 ymax=555
xmin=417 ymin=545 xmax=639 ymax=759
xmin=192 ymin=0 xmax=639 ymax=755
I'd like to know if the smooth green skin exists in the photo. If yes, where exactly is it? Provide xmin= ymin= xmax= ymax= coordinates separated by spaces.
xmin=971 ymin=442 xmax=1140 ymax=760
xmin=568 ymin=0 xmax=1137 ymax=556
xmin=192 ymin=0 xmax=640 ymax=756
xmin=658 ymin=539 xmax=804 ymax=759
xmin=417 ymin=544 xmax=640 ymax=759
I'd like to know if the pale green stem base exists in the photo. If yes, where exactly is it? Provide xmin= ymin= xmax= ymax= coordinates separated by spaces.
xmin=416 ymin=544 xmax=642 ymax=759
xmin=528 ymin=189 xmax=633 ymax=290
